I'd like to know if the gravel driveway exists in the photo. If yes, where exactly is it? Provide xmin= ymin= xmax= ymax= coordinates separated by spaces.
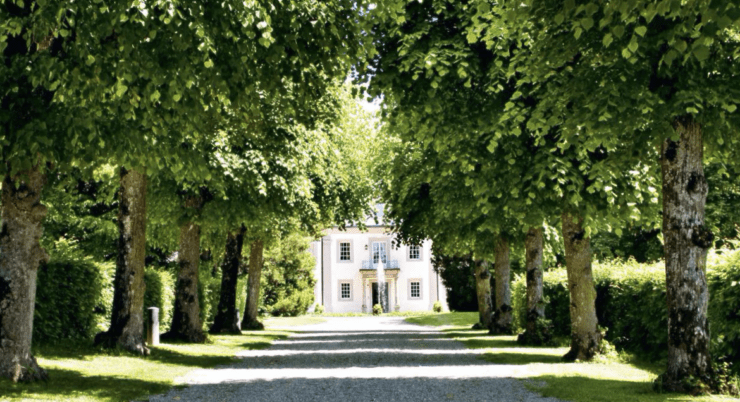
xmin=149 ymin=317 xmax=562 ymax=402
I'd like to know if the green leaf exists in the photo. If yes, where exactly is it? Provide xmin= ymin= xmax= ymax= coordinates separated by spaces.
xmin=555 ymin=13 xmax=564 ymax=25
xmin=602 ymin=33 xmax=613 ymax=48
xmin=204 ymin=59 xmax=214 ymax=68
xmin=628 ymin=36 xmax=639 ymax=53
xmin=86 ymin=55 xmax=96 ymax=66
xmin=581 ymin=18 xmax=594 ymax=31
xmin=693 ymin=45 xmax=710 ymax=62
xmin=612 ymin=25 xmax=625 ymax=38
xmin=634 ymin=26 xmax=647 ymax=37
xmin=675 ymin=40 xmax=687 ymax=53
xmin=115 ymin=82 xmax=128 ymax=97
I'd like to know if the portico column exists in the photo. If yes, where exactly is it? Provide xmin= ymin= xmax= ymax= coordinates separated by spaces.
xmin=362 ymin=277 xmax=367 ymax=313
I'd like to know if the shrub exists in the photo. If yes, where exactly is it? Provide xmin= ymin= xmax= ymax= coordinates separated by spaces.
xmin=373 ymin=304 xmax=383 ymax=315
xmin=260 ymin=233 xmax=316 ymax=317
xmin=314 ymin=304 xmax=325 ymax=314
xmin=433 ymin=300 xmax=443 ymax=313
xmin=34 ymin=239 xmax=112 ymax=343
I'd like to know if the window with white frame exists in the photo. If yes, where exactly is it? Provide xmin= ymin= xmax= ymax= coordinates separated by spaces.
xmin=339 ymin=241 xmax=351 ymax=261
xmin=409 ymin=245 xmax=421 ymax=260
xmin=409 ymin=280 xmax=421 ymax=299
xmin=340 ymin=282 xmax=352 ymax=300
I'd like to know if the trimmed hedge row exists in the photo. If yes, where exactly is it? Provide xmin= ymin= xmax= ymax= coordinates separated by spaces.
xmin=35 ymin=239 xmax=178 ymax=342
xmin=512 ymin=250 xmax=740 ymax=363
xmin=34 ymin=239 xmax=114 ymax=343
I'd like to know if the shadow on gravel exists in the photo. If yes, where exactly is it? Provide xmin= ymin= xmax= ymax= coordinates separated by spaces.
xmin=153 ymin=377 xmax=561 ymax=402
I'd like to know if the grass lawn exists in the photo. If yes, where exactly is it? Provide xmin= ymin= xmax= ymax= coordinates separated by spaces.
xmin=0 ymin=330 xmax=290 ymax=402
xmin=263 ymin=316 xmax=327 ymax=327
xmin=405 ymin=312 xmax=738 ymax=402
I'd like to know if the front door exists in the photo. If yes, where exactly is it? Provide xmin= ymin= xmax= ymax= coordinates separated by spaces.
xmin=371 ymin=282 xmax=388 ymax=311
xmin=372 ymin=242 xmax=387 ymax=265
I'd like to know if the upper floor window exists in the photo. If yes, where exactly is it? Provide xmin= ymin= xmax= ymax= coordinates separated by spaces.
xmin=339 ymin=242 xmax=351 ymax=261
xmin=409 ymin=245 xmax=421 ymax=260
xmin=372 ymin=242 xmax=387 ymax=264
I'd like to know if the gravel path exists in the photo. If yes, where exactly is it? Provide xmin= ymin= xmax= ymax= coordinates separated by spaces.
xmin=149 ymin=317 xmax=562 ymax=402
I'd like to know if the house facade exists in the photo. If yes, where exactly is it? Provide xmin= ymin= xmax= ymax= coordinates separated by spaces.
xmin=309 ymin=211 xmax=448 ymax=313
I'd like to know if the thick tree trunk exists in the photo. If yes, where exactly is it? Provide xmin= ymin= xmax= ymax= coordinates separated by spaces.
xmin=242 ymin=239 xmax=265 ymax=330
xmin=162 ymin=198 xmax=206 ymax=343
xmin=473 ymin=260 xmax=492 ymax=329
xmin=517 ymin=226 xmax=552 ymax=345
xmin=95 ymin=167 xmax=149 ymax=355
xmin=0 ymin=167 xmax=49 ymax=382
xmin=490 ymin=237 xmax=512 ymax=334
xmin=657 ymin=117 xmax=714 ymax=392
xmin=210 ymin=227 xmax=246 ymax=334
xmin=561 ymin=212 xmax=601 ymax=361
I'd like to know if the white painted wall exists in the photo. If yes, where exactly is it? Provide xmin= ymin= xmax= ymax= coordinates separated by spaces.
xmin=310 ymin=231 xmax=447 ymax=313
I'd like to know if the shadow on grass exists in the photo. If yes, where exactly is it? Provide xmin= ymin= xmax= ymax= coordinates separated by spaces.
xmin=146 ymin=348 xmax=235 ymax=368
xmin=480 ymin=352 xmax=565 ymax=365
xmin=528 ymin=375 xmax=706 ymax=402
xmin=0 ymin=367 xmax=170 ymax=402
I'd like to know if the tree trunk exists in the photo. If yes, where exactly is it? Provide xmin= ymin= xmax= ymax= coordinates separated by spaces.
xmin=210 ymin=227 xmax=246 ymax=334
xmin=162 ymin=197 xmax=206 ymax=343
xmin=518 ymin=226 xmax=552 ymax=345
xmin=490 ymin=237 xmax=512 ymax=334
xmin=657 ymin=117 xmax=714 ymax=392
xmin=561 ymin=212 xmax=601 ymax=361
xmin=0 ymin=167 xmax=50 ymax=382
xmin=473 ymin=260 xmax=492 ymax=329
xmin=94 ymin=167 xmax=149 ymax=355
xmin=242 ymin=239 xmax=265 ymax=330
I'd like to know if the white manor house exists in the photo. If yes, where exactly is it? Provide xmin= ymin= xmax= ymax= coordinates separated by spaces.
xmin=309 ymin=205 xmax=449 ymax=313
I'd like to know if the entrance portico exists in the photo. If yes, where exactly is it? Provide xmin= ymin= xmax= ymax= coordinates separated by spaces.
xmin=360 ymin=268 xmax=400 ymax=313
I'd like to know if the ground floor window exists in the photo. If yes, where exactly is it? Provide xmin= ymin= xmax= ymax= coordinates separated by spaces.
xmin=409 ymin=280 xmax=421 ymax=299
xmin=339 ymin=282 xmax=352 ymax=301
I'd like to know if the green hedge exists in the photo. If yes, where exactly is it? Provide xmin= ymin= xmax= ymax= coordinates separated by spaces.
xmin=34 ymin=239 xmax=114 ymax=343
xmin=143 ymin=267 xmax=176 ymax=333
xmin=708 ymin=251 xmax=740 ymax=364
xmin=512 ymin=251 xmax=740 ymax=363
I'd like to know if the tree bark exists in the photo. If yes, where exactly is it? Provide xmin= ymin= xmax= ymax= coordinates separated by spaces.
xmin=490 ymin=237 xmax=513 ymax=334
xmin=0 ymin=167 xmax=50 ymax=382
xmin=473 ymin=260 xmax=492 ymax=329
xmin=162 ymin=197 xmax=206 ymax=343
xmin=561 ymin=212 xmax=601 ymax=361
xmin=210 ymin=227 xmax=246 ymax=334
xmin=242 ymin=239 xmax=265 ymax=330
xmin=94 ymin=167 xmax=149 ymax=355
xmin=517 ymin=226 xmax=552 ymax=345
xmin=657 ymin=117 xmax=714 ymax=392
